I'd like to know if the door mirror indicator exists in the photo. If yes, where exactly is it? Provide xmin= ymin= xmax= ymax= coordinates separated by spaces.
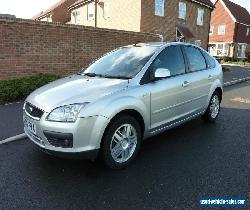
xmin=154 ymin=68 xmax=171 ymax=78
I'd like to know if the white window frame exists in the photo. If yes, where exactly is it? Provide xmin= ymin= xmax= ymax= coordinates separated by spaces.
xmin=45 ymin=15 xmax=52 ymax=22
xmin=218 ymin=25 xmax=226 ymax=35
xmin=87 ymin=2 xmax=95 ymax=21
xmin=155 ymin=0 xmax=165 ymax=17
xmin=237 ymin=43 xmax=247 ymax=58
xmin=215 ymin=43 xmax=230 ymax=57
xmin=247 ymin=28 xmax=249 ymax=36
xmin=103 ymin=0 xmax=110 ymax=19
xmin=179 ymin=2 xmax=187 ymax=19
xmin=209 ymin=25 xmax=214 ymax=35
xmin=197 ymin=8 xmax=204 ymax=26
xmin=73 ymin=10 xmax=81 ymax=25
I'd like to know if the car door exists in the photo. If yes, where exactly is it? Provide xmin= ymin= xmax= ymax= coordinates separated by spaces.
xmin=182 ymin=45 xmax=213 ymax=114
xmin=141 ymin=45 xmax=194 ymax=130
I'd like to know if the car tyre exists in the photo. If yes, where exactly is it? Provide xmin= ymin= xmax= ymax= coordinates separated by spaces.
xmin=202 ymin=91 xmax=221 ymax=123
xmin=100 ymin=115 xmax=142 ymax=169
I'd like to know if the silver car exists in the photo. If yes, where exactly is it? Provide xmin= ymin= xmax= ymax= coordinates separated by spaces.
xmin=23 ymin=42 xmax=223 ymax=169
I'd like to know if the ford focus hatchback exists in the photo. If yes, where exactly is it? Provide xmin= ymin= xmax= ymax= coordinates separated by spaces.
xmin=23 ymin=42 xmax=223 ymax=169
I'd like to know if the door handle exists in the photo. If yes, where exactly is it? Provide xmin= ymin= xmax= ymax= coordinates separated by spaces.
xmin=208 ymin=75 xmax=213 ymax=80
xmin=182 ymin=81 xmax=190 ymax=87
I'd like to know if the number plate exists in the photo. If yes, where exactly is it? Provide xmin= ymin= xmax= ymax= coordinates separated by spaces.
xmin=24 ymin=118 xmax=37 ymax=135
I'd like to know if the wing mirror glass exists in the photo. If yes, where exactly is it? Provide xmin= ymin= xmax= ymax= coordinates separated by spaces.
xmin=154 ymin=68 xmax=171 ymax=79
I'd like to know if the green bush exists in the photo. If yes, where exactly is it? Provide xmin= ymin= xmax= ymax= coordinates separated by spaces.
xmin=0 ymin=74 xmax=60 ymax=104
xmin=222 ymin=56 xmax=232 ymax=62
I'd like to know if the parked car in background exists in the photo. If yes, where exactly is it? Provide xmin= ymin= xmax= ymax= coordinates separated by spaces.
xmin=23 ymin=42 xmax=223 ymax=169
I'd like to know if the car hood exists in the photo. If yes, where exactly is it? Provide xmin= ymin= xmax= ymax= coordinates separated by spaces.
xmin=26 ymin=75 xmax=129 ymax=112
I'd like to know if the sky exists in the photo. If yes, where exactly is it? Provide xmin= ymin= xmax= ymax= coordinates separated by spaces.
xmin=0 ymin=0 xmax=249 ymax=19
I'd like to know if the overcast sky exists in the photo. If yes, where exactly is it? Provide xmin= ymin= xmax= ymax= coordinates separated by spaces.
xmin=0 ymin=0 xmax=249 ymax=19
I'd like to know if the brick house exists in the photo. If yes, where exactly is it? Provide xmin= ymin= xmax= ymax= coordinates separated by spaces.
xmin=68 ymin=0 xmax=213 ymax=49
xmin=209 ymin=0 xmax=250 ymax=59
xmin=32 ymin=0 xmax=78 ymax=23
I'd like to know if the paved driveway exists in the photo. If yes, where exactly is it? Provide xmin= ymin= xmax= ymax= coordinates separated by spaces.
xmin=0 ymin=82 xmax=249 ymax=209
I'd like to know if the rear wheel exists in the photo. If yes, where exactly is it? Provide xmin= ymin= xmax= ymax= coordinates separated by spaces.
xmin=202 ymin=91 xmax=221 ymax=123
xmin=100 ymin=115 xmax=141 ymax=169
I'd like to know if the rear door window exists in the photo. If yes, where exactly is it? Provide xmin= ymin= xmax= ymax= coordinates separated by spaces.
xmin=201 ymin=51 xmax=216 ymax=69
xmin=184 ymin=46 xmax=207 ymax=72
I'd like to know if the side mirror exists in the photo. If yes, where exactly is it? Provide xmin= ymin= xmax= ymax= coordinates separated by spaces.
xmin=154 ymin=68 xmax=171 ymax=79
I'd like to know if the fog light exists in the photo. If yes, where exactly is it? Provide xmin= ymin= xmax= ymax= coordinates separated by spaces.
xmin=44 ymin=131 xmax=73 ymax=148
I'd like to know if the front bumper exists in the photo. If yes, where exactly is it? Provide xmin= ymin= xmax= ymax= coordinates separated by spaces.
xmin=23 ymin=109 xmax=109 ymax=159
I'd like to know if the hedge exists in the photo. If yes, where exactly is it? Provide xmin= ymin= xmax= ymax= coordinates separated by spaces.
xmin=0 ymin=74 xmax=61 ymax=105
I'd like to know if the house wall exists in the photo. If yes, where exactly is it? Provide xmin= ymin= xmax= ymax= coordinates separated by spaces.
xmin=235 ymin=23 xmax=250 ymax=44
xmin=0 ymin=18 xmax=159 ymax=80
xmin=140 ymin=0 xmax=211 ymax=49
xmin=209 ymin=0 xmax=235 ymax=43
xmin=70 ymin=0 xmax=141 ymax=32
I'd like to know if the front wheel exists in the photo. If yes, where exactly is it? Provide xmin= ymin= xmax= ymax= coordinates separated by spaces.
xmin=100 ymin=115 xmax=142 ymax=169
xmin=202 ymin=91 xmax=221 ymax=123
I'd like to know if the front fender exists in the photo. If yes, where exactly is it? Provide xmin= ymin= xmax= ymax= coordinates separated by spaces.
xmin=79 ymin=95 xmax=150 ymax=136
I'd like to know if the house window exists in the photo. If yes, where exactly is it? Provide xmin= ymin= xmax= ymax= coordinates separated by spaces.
xmin=46 ymin=16 xmax=52 ymax=22
xmin=197 ymin=8 xmax=204 ymax=26
xmin=218 ymin=25 xmax=226 ymax=35
xmin=103 ymin=0 xmax=110 ymax=19
xmin=179 ymin=2 xmax=187 ymax=19
xmin=247 ymin=28 xmax=249 ymax=36
xmin=155 ymin=0 xmax=165 ymax=17
xmin=237 ymin=44 xmax=247 ymax=58
xmin=73 ymin=10 xmax=80 ymax=24
xmin=87 ymin=2 xmax=95 ymax=21
xmin=209 ymin=25 xmax=214 ymax=35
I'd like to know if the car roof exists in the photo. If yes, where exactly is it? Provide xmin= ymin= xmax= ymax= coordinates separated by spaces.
xmin=125 ymin=42 xmax=201 ymax=48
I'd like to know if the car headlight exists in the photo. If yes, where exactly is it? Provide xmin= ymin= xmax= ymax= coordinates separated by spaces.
xmin=46 ymin=103 xmax=88 ymax=123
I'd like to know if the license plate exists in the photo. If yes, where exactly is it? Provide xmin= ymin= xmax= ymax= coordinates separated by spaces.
xmin=24 ymin=118 xmax=37 ymax=135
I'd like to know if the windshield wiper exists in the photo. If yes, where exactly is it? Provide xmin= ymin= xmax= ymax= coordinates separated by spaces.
xmin=103 ymin=75 xmax=131 ymax=79
xmin=82 ymin=73 xmax=103 ymax=77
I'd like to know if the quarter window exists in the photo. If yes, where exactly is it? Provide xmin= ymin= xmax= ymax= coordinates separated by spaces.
xmin=197 ymin=8 xmax=204 ymax=26
xmin=184 ymin=46 xmax=206 ymax=72
xmin=155 ymin=0 xmax=165 ymax=17
xmin=151 ymin=46 xmax=186 ymax=77
xmin=179 ymin=2 xmax=187 ymax=19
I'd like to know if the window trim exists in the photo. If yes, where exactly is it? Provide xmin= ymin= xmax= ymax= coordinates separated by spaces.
xmin=197 ymin=8 xmax=204 ymax=26
xmin=237 ymin=43 xmax=247 ymax=58
xmin=218 ymin=24 xmax=226 ymax=35
xmin=246 ymin=28 xmax=249 ymax=36
xmin=178 ymin=2 xmax=187 ymax=20
xmin=87 ymin=2 xmax=95 ymax=21
xmin=103 ymin=0 xmax=110 ymax=19
xmin=155 ymin=0 xmax=165 ymax=17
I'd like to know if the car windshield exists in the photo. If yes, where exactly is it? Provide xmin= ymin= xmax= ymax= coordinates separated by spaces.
xmin=81 ymin=46 xmax=157 ymax=79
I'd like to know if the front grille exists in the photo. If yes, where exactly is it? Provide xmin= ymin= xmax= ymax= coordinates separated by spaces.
xmin=25 ymin=102 xmax=44 ymax=119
